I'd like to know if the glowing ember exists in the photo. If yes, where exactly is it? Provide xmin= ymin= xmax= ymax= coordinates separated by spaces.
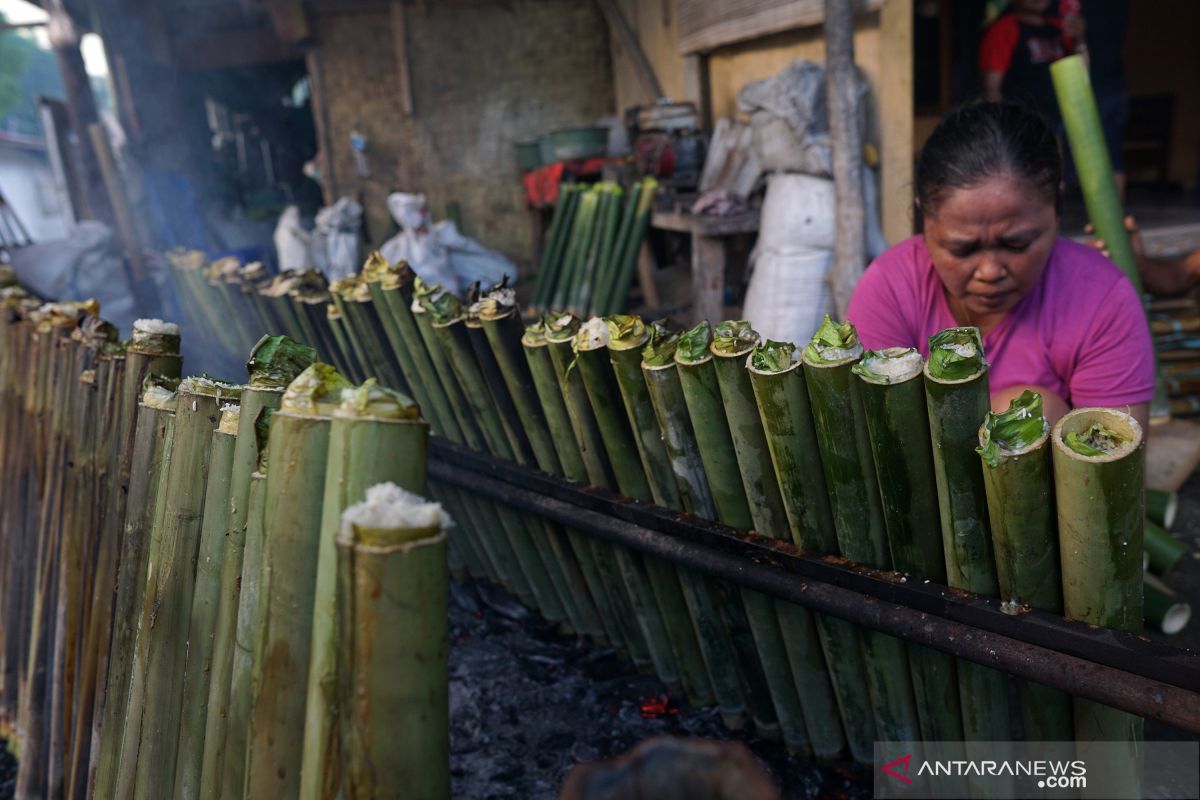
xmin=639 ymin=694 xmax=679 ymax=719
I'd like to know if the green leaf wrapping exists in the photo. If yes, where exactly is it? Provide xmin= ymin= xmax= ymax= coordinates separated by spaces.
xmin=640 ymin=320 xmax=679 ymax=367
xmin=802 ymin=315 xmax=860 ymax=364
xmin=750 ymin=340 xmax=796 ymax=373
xmin=711 ymin=320 xmax=759 ymax=356
xmin=676 ymin=320 xmax=712 ymax=363
xmin=977 ymin=390 xmax=1047 ymax=466
xmin=926 ymin=326 xmax=986 ymax=381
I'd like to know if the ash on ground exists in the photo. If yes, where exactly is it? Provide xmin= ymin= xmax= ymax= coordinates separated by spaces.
xmin=449 ymin=580 xmax=870 ymax=800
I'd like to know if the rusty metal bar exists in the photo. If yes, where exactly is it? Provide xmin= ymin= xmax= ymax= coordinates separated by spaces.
xmin=428 ymin=437 xmax=1200 ymax=734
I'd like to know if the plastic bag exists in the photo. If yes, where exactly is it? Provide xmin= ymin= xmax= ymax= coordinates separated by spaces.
xmin=273 ymin=205 xmax=313 ymax=271
xmin=311 ymin=197 xmax=362 ymax=282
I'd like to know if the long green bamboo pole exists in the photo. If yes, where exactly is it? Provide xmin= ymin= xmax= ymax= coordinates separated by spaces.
xmin=1052 ymin=407 xmax=1144 ymax=798
xmin=978 ymin=390 xmax=1073 ymax=740
xmin=173 ymin=403 xmax=240 ymax=800
xmin=711 ymin=322 xmax=844 ymax=759
xmin=802 ymin=316 xmax=920 ymax=745
xmin=673 ymin=321 xmax=784 ymax=744
xmin=337 ymin=484 xmax=450 ymax=800
xmin=748 ymin=340 xmax=876 ymax=765
xmin=244 ymin=364 xmax=349 ymax=799
xmin=299 ymin=381 xmax=428 ymax=800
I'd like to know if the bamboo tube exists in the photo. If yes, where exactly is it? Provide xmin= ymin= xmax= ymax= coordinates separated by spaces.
xmin=543 ymin=314 xmax=654 ymax=664
xmin=532 ymin=183 xmax=579 ymax=311
xmin=553 ymin=188 xmax=600 ymax=311
xmin=1145 ymin=521 xmax=1186 ymax=575
xmin=802 ymin=317 xmax=920 ymax=745
xmin=854 ymin=348 xmax=965 ymax=745
xmin=244 ymin=364 xmax=348 ymax=799
xmin=199 ymin=336 xmax=315 ymax=794
xmin=923 ymin=327 xmax=1011 ymax=743
xmin=119 ymin=377 xmax=241 ymax=799
xmin=601 ymin=178 xmax=658 ymax=315
xmin=1052 ymin=407 xmax=1145 ymax=776
xmin=1144 ymin=574 xmax=1192 ymax=635
xmin=336 ymin=484 xmax=450 ymax=800
xmin=977 ymin=390 xmax=1073 ymax=740
xmin=172 ymin=404 xmax=240 ymax=800
xmin=299 ymin=381 xmax=428 ymax=800
xmin=639 ymin=322 xmax=748 ymax=730
xmin=711 ymin=321 xmax=845 ymax=758
xmin=748 ymin=339 xmax=875 ymax=764
xmin=1147 ymin=489 xmax=1178 ymax=529
xmin=673 ymin=321 xmax=785 ymax=743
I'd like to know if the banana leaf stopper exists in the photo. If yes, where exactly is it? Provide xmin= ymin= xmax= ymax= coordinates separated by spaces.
xmin=218 ymin=404 xmax=242 ymax=435
xmin=360 ymin=251 xmax=391 ymax=284
xmin=711 ymin=319 xmax=760 ymax=356
xmin=605 ymin=314 xmax=647 ymax=350
xmin=246 ymin=334 xmax=318 ymax=389
xmin=674 ymin=320 xmax=712 ymax=364
xmin=927 ymin=326 xmax=987 ymax=381
xmin=142 ymin=380 xmax=179 ymax=411
xmin=543 ymin=311 xmax=580 ymax=342
xmin=79 ymin=369 xmax=96 ymax=386
xmin=336 ymin=378 xmax=420 ymax=420
xmin=179 ymin=375 xmax=243 ymax=401
xmin=1064 ymin=423 xmax=1129 ymax=457
xmin=572 ymin=317 xmax=609 ymax=352
xmin=520 ymin=317 xmax=547 ymax=347
xmin=802 ymin=315 xmax=862 ymax=364
xmin=261 ymin=270 xmax=303 ymax=298
xmin=851 ymin=347 xmax=924 ymax=384
xmin=418 ymin=283 xmax=462 ymax=325
xmin=338 ymin=482 xmax=453 ymax=548
xmin=281 ymin=363 xmax=352 ymax=416
xmin=208 ymin=256 xmax=241 ymax=284
xmin=750 ymin=340 xmax=798 ymax=373
xmin=74 ymin=315 xmax=120 ymax=348
xmin=641 ymin=320 xmax=679 ymax=367
xmin=131 ymin=318 xmax=181 ymax=354
xmin=476 ymin=278 xmax=516 ymax=320
xmin=32 ymin=301 xmax=92 ymax=332
xmin=977 ymin=390 xmax=1047 ymax=467
xmin=329 ymin=274 xmax=362 ymax=298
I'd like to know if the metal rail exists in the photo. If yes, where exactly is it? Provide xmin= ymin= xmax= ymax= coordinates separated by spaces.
xmin=428 ymin=437 xmax=1200 ymax=735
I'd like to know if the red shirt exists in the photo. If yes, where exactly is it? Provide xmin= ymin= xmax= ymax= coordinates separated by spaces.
xmin=980 ymin=12 xmax=1073 ymax=121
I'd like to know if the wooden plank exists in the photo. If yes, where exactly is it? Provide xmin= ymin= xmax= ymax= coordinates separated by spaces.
xmin=651 ymin=209 xmax=759 ymax=236
xmin=306 ymin=50 xmax=338 ymax=206
xmin=879 ymin=0 xmax=914 ymax=245
xmin=390 ymin=0 xmax=414 ymax=115
xmin=596 ymin=0 xmax=664 ymax=101
xmin=676 ymin=0 xmax=883 ymax=55
xmin=692 ymin=234 xmax=726 ymax=323
xmin=1146 ymin=417 xmax=1200 ymax=492
xmin=88 ymin=124 xmax=146 ymax=283
xmin=635 ymin=241 xmax=661 ymax=310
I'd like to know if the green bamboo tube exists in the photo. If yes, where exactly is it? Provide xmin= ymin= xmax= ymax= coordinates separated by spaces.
xmin=336 ymin=484 xmax=450 ymax=800
xmin=854 ymin=348 xmax=965 ymax=745
xmin=261 ymin=272 xmax=312 ymax=346
xmin=343 ymin=279 xmax=409 ymax=392
xmin=172 ymin=403 xmax=240 ymax=800
xmin=243 ymin=364 xmax=348 ymax=799
xmin=601 ymin=178 xmax=658 ymax=315
xmin=575 ymin=185 xmax=616 ymax=313
xmin=802 ymin=317 xmax=921 ymax=745
xmin=299 ymin=381 xmax=428 ymax=800
xmin=1052 ymin=407 xmax=1145 ymax=776
xmin=748 ymin=340 xmax=876 ymax=764
xmin=977 ymin=390 xmax=1073 ymax=740
xmin=1145 ymin=521 xmax=1186 ymax=575
xmin=575 ymin=317 xmax=705 ymax=697
xmin=521 ymin=321 xmax=623 ymax=647
xmin=329 ymin=282 xmax=376 ymax=382
xmin=1146 ymin=489 xmax=1178 ymax=530
xmin=598 ymin=184 xmax=640 ymax=312
xmin=673 ymin=321 xmax=784 ymax=744
xmin=553 ymin=188 xmax=600 ymax=310
xmin=532 ymin=184 xmax=578 ymax=311
xmin=199 ymin=336 xmax=315 ymax=794
xmin=478 ymin=291 xmax=604 ymax=639
xmin=118 ymin=377 xmax=241 ymax=800
xmin=1144 ymin=573 xmax=1191 ymax=635
xmin=325 ymin=303 xmax=361 ymax=382
xmin=711 ymin=322 xmax=845 ymax=759
xmin=1051 ymin=55 xmax=1139 ymax=287
xmin=543 ymin=314 xmax=654 ymax=664
xmin=590 ymin=185 xmax=624 ymax=315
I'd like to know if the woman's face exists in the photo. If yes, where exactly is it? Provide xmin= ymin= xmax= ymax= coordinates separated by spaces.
xmin=922 ymin=172 xmax=1058 ymax=319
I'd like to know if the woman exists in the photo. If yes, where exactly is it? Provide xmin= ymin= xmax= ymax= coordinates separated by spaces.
xmin=847 ymin=102 xmax=1154 ymax=430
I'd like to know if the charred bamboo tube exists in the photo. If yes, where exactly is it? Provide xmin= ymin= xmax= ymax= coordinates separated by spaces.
xmin=854 ymin=347 xmax=965 ymax=745
xmin=674 ymin=321 xmax=784 ymax=743
xmin=748 ymin=340 xmax=875 ymax=764
xmin=200 ymin=335 xmax=315 ymax=794
xmin=640 ymin=322 xmax=748 ymax=729
xmin=1144 ymin=574 xmax=1192 ymax=635
xmin=543 ymin=314 xmax=653 ymax=663
xmin=118 ymin=377 xmax=241 ymax=799
xmin=337 ymin=484 xmax=450 ymax=800
xmin=1052 ymin=407 xmax=1145 ymax=786
xmin=479 ymin=291 xmax=605 ymax=639
xmin=1145 ymin=521 xmax=1186 ymax=575
xmin=172 ymin=404 xmax=240 ymax=800
xmin=978 ymin=389 xmax=1073 ymax=739
xmin=522 ymin=321 xmax=625 ymax=648
xmin=802 ymin=317 xmax=920 ymax=745
xmin=711 ymin=321 xmax=845 ymax=758
xmin=572 ymin=318 xmax=685 ymax=689
xmin=299 ymin=381 xmax=428 ymax=800
xmin=924 ymin=327 xmax=1010 ymax=743
xmin=244 ymin=364 xmax=348 ymax=799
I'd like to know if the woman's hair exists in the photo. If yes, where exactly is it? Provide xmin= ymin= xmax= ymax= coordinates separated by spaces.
xmin=915 ymin=102 xmax=1062 ymax=217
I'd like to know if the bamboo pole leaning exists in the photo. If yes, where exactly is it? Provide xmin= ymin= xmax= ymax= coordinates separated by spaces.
xmin=299 ymin=380 xmax=428 ymax=800
xmin=337 ymin=483 xmax=451 ymax=800
xmin=977 ymin=389 xmax=1074 ymax=740
xmin=801 ymin=316 xmax=921 ymax=745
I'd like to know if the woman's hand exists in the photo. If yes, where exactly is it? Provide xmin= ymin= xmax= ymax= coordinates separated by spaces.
xmin=1087 ymin=216 xmax=1200 ymax=297
xmin=1084 ymin=215 xmax=1144 ymax=260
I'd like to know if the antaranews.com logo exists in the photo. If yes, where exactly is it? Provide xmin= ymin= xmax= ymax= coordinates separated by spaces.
xmin=881 ymin=752 xmax=1086 ymax=789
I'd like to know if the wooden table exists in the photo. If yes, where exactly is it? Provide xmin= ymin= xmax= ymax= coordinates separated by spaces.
xmin=651 ymin=208 xmax=759 ymax=323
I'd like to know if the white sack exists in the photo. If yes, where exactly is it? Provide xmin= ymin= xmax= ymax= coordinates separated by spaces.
xmin=273 ymin=205 xmax=313 ymax=271
xmin=741 ymin=247 xmax=835 ymax=346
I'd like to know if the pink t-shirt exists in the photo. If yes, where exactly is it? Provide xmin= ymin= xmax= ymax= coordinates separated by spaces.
xmin=846 ymin=235 xmax=1155 ymax=408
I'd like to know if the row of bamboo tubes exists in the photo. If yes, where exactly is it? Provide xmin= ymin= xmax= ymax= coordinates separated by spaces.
xmin=0 ymin=281 xmax=451 ymax=800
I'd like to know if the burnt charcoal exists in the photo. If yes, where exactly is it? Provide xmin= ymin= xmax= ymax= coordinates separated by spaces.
xmin=449 ymin=579 xmax=871 ymax=800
